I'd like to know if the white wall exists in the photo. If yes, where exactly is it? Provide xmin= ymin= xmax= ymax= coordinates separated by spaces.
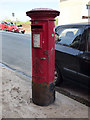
xmin=58 ymin=0 xmax=89 ymax=25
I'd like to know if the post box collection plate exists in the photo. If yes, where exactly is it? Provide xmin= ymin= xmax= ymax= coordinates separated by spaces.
xmin=33 ymin=33 xmax=40 ymax=48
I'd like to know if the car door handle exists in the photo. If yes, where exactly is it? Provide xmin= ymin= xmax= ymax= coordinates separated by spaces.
xmin=78 ymin=54 xmax=89 ymax=60
xmin=82 ymin=56 xmax=89 ymax=60
xmin=82 ymin=56 xmax=86 ymax=59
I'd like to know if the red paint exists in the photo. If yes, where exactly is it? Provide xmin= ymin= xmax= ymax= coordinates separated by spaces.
xmin=26 ymin=8 xmax=60 ymax=84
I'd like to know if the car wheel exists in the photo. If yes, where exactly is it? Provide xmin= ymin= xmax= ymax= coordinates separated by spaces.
xmin=12 ymin=28 xmax=15 ymax=32
xmin=5 ymin=27 xmax=7 ymax=31
xmin=54 ymin=65 xmax=63 ymax=86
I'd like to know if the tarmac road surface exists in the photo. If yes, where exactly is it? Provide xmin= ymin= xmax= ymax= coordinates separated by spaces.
xmin=0 ymin=30 xmax=32 ymax=77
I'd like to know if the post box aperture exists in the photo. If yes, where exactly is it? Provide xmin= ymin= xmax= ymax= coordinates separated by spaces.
xmin=31 ymin=25 xmax=43 ymax=29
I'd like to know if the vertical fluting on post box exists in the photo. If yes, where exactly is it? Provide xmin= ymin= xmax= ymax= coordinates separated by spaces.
xmin=26 ymin=8 xmax=60 ymax=106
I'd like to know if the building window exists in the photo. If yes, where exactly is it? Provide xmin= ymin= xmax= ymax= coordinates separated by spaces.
xmin=86 ymin=4 xmax=90 ymax=9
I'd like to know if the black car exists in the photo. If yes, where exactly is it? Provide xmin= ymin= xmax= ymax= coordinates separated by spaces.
xmin=55 ymin=23 xmax=90 ymax=88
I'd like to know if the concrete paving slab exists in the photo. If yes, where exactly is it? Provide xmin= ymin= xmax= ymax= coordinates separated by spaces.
xmin=0 ymin=66 xmax=89 ymax=118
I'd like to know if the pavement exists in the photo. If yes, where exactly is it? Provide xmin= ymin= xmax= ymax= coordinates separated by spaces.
xmin=0 ymin=64 xmax=89 ymax=119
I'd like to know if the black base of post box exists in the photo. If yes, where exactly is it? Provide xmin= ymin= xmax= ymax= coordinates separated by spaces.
xmin=32 ymin=81 xmax=55 ymax=106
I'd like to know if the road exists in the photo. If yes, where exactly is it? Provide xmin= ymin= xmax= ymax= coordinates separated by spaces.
xmin=0 ymin=31 xmax=32 ymax=77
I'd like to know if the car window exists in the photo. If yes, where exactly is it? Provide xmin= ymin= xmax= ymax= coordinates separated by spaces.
xmin=1 ymin=22 xmax=4 ymax=24
xmin=87 ymin=28 xmax=90 ymax=52
xmin=4 ymin=22 xmax=7 ymax=24
xmin=11 ymin=22 xmax=15 ymax=26
xmin=56 ymin=27 xmax=84 ymax=50
xmin=2 ymin=22 xmax=7 ymax=25
xmin=7 ymin=23 xmax=10 ymax=25
xmin=80 ymin=27 xmax=90 ymax=52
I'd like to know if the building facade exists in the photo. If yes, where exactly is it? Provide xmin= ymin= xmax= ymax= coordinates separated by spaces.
xmin=58 ymin=0 xmax=90 ymax=25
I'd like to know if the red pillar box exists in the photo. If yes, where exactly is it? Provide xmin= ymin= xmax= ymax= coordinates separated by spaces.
xmin=26 ymin=8 xmax=60 ymax=106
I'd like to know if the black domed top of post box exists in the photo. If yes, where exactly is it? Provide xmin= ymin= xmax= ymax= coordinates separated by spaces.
xmin=26 ymin=8 xmax=60 ymax=19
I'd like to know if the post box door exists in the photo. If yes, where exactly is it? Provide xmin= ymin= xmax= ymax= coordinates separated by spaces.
xmin=32 ymin=22 xmax=55 ymax=84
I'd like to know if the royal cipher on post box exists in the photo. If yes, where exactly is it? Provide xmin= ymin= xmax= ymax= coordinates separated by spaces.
xmin=26 ymin=8 xmax=60 ymax=106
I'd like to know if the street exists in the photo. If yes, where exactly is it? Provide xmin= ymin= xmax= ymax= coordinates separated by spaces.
xmin=0 ymin=30 xmax=89 ymax=106
xmin=0 ymin=31 xmax=88 ymax=118
xmin=0 ymin=31 xmax=32 ymax=77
